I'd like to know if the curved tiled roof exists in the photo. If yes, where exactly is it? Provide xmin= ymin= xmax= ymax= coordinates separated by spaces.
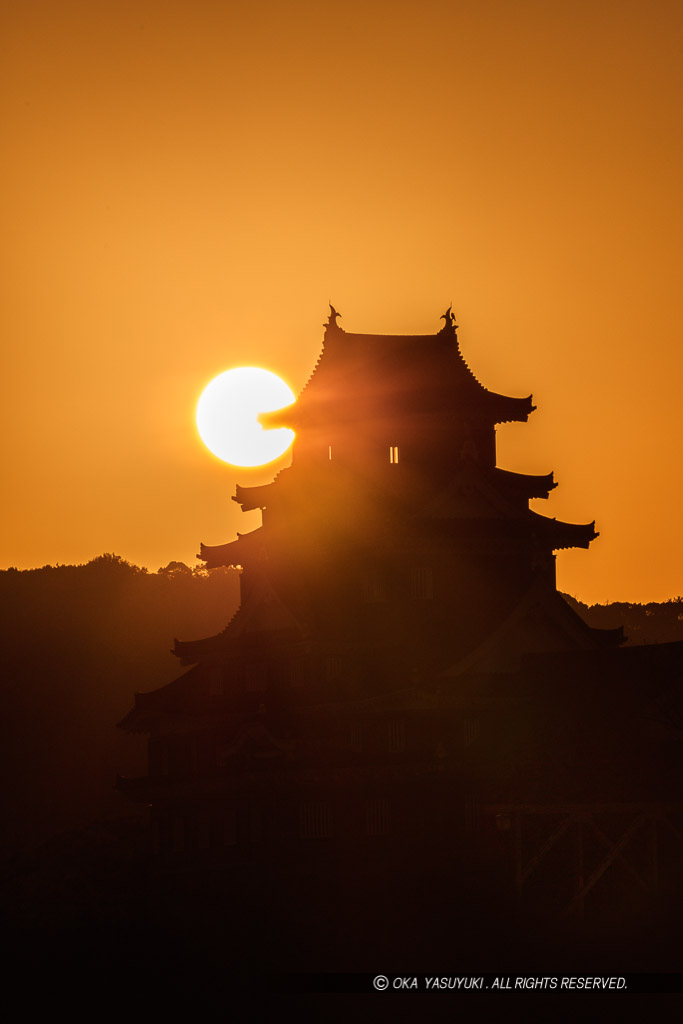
xmin=265 ymin=316 xmax=535 ymax=430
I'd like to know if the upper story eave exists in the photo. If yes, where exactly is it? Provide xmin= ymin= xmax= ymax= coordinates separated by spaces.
xmin=262 ymin=309 xmax=535 ymax=434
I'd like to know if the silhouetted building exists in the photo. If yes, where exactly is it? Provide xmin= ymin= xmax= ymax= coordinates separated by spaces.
xmin=118 ymin=308 xmax=683 ymax=968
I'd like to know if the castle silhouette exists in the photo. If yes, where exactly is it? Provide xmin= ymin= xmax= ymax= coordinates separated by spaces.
xmin=118 ymin=307 xmax=683 ymax=972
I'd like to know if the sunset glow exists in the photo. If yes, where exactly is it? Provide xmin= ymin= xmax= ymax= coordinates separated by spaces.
xmin=3 ymin=2 xmax=683 ymax=601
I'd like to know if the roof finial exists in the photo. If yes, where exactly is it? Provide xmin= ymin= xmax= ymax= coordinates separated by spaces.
xmin=325 ymin=303 xmax=342 ymax=330
xmin=440 ymin=305 xmax=458 ymax=332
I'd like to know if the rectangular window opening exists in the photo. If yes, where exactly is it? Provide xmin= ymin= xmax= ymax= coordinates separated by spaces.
xmin=389 ymin=445 xmax=400 ymax=464
xmin=365 ymin=798 xmax=391 ymax=837
xmin=463 ymin=717 xmax=481 ymax=750
xmin=299 ymin=801 xmax=333 ymax=839
xmin=326 ymin=655 xmax=342 ymax=683
xmin=349 ymin=722 xmax=363 ymax=753
xmin=208 ymin=668 xmax=223 ymax=696
xmin=362 ymin=570 xmax=386 ymax=604
xmin=222 ymin=810 xmax=237 ymax=847
xmin=172 ymin=816 xmax=185 ymax=853
xmin=289 ymin=659 xmax=306 ymax=688
xmin=198 ymin=812 xmax=211 ymax=851
xmin=245 ymin=663 xmax=267 ymax=692
xmin=411 ymin=567 xmax=434 ymax=600
xmin=387 ymin=719 xmax=406 ymax=753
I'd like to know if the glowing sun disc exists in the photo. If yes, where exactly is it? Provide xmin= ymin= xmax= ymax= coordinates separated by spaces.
xmin=196 ymin=367 xmax=295 ymax=467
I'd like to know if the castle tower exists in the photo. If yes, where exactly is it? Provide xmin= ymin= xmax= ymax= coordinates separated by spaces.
xmin=116 ymin=309 xmax=683 ymax=971
xmin=180 ymin=306 xmax=617 ymax=686
xmin=118 ymin=308 xmax=623 ymax=857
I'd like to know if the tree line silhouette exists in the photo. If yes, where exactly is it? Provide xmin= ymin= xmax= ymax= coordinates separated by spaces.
xmin=564 ymin=592 xmax=683 ymax=645
xmin=1 ymin=553 xmax=680 ymax=854
xmin=0 ymin=554 xmax=240 ymax=850
xmin=1 ymin=555 xmax=681 ymax=1000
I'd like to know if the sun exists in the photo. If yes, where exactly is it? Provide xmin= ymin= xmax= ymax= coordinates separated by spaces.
xmin=196 ymin=367 xmax=295 ymax=467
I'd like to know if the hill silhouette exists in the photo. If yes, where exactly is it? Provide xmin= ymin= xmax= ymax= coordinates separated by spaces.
xmin=1 ymin=558 xmax=682 ymax=1002
xmin=1 ymin=555 xmax=681 ymax=855
xmin=563 ymin=593 xmax=683 ymax=645
xmin=0 ymin=555 xmax=239 ymax=850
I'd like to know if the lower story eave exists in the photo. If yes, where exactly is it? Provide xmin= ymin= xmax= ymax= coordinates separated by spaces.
xmin=199 ymin=539 xmax=240 ymax=569
xmin=528 ymin=510 xmax=598 ymax=550
xmin=494 ymin=467 xmax=557 ymax=500
xmin=589 ymin=624 xmax=627 ymax=647
xmin=491 ymin=393 xmax=536 ymax=424
xmin=173 ymin=631 xmax=233 ymax=662
xmin=199 ymin=526 xmax=265 ymax=569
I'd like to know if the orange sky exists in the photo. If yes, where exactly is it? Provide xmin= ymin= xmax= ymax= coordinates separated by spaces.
xmin=2 ymin=0 xmax=682 ymax=603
